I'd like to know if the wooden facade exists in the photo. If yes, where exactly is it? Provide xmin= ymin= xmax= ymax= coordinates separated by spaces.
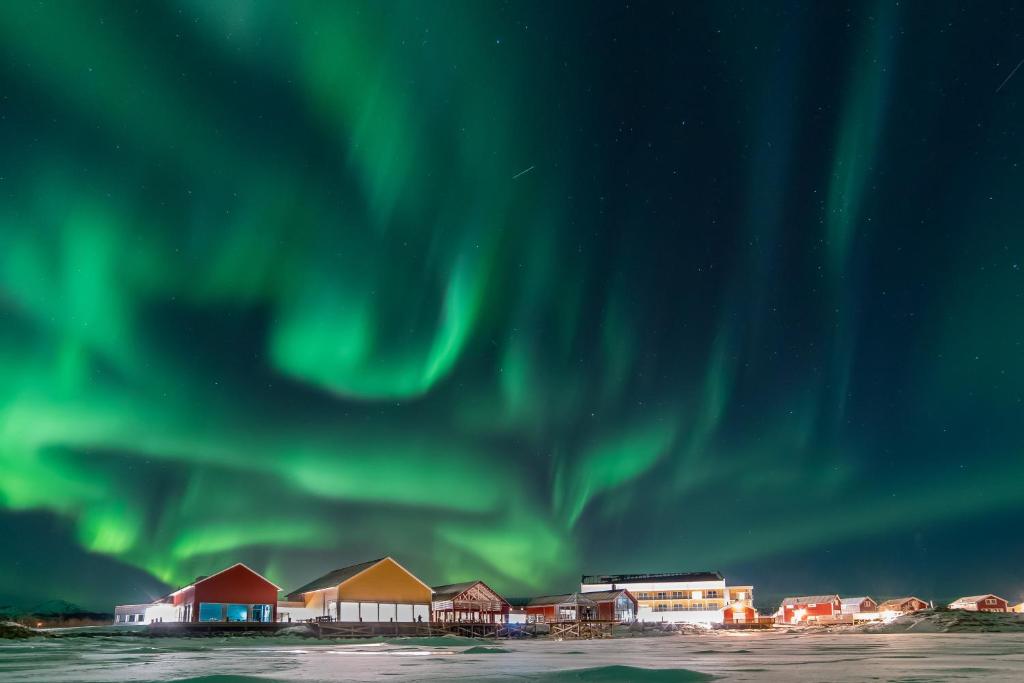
xmin=431 ymin=580 xmax=511 ymax=623
xmin=948 ymin=594 xmax=1009 ymax=612
xmin=877 ymin=597 xmax=928 ymax=614
xmin=779 ymin=595 xmax=842 ymax=624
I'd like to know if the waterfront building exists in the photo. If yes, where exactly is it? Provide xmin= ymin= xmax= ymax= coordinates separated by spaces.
xmin=282 ymin=557 xmax=431 ymax=623
xmin=113 ymin=563 xmax=280 ymax=624
xmin=876 ymin=597 xmax=928 ymax=617
xmin=840 ymin=597 xmax=878 ymax=614
xmin=779 ymin=595 xmax=842 ymax=624
xmin=431 ymin=580 xmax=511 ymax=623
xmin=580 ymin=571 xmax=753 ymax=625
xmin=948 ymin=594 xmax=1009 ymax=612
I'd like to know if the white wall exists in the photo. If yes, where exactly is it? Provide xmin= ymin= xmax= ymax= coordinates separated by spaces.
xmin=637 ymin=605 xmax=723 ymax=625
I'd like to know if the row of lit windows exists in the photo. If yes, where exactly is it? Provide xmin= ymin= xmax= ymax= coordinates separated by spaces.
xmin=636 ymin=590 xmax=724 ymax=600
xmin=650 ymin=602 xmax=722 ymax=611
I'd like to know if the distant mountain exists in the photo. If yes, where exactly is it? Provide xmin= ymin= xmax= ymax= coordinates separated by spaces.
xmin=29 ymin=600 xmax=87 ymax=616
xmin=0 ymin=599 xmax=110 ymax=621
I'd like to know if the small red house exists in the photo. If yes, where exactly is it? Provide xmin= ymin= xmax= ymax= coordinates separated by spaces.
xmin=168 ymin=563 xmax=281 ymax=623
xmin=723 ymin=603 xmax=756 ymax=624
xmin=779 ymin=595 xmax=841 ymax=624
xmin=948 ymin=594 xmax=1008 ymax=612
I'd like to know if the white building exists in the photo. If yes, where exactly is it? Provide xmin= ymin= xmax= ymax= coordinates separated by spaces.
xmin=580 ymin=571 xmax=754 ymax=625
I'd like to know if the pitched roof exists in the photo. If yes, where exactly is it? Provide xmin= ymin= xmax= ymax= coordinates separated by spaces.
xmin=168 ymin=563 xmax=282 ymax=597
xmin=877 ymin=597 xmax=925 ymax=610
xmin=841 ymin=596 xmax=873 ymax=604
xmin=581 ymin=589 xmax=635 ymax=603
xmin=527 ymin=592 xmax=597 ymax=607
xmin=951 ymin=594 xmax=1005 ymax=603
xmin=581 ymin=571 xmax=723 ymax=585
xmin=431 ymin=580 xmax=509 ymax=606
xmin=431 ymin=581 xmax=481 ymax=602
xmin=781 ymin=595 xmax=840 ymax=605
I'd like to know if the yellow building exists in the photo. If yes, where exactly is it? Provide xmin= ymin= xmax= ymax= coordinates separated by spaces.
xmin=1011 ymin=602 xmax=1024 ymax=613
xmin=280 ymin=557 xmax=432 ymax=623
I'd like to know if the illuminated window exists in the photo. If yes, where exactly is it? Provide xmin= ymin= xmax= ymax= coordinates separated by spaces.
xmin=199 ymin=603 xmax=224 ymax=622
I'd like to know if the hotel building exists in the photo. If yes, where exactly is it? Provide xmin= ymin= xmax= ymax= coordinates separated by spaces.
xmin=580 ymin=571 xmax=754 ymax=625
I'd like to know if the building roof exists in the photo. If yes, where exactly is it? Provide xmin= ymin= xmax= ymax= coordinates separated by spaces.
xmin=287 ymin=556 xmax=432 ymax=600
xmin=431 ymin=581 xmax=481 ymax=602
xmin=527 ymin=592 xmax=597 ymax=607
xmin=168 ymin=562 xmax=282 ymax=597
xmin=578 ymin=589 xmax=635 ymax=603
xmin=581 ymin=571 xmax=723 ymax=585
xmin=781 ymin=595 xmax=840 ymax=605
xmin=877 ymin=597 xmax=925 ymax=610
xmin=841 ymin=596 xmax=874 ymax=605
xmin=951 ymin=594 xmax=1005 ymax=603
xmin=431 ymin=580 xmax=509 ymax=606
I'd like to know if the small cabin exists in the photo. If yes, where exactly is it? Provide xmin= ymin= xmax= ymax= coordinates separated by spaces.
xmin=877 ymin=597 xmax=928 ymax=614
xmin=524 ymin=593 xmax=597 ymax=623
xmin=840 ymin=597 xmax=878 ymax=614
xmin=948 ymin=594 xmax=1008 ymax=612
xmin=779 ymin=595 xmax=841 ymax=624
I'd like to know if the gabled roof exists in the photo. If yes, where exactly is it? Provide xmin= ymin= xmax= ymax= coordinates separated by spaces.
xmin=581 ymin=571 xmax=723 ymax=585
xmin=168 ymin=563 xmax=282 ymax=597
xmin=951 ymin=594 xmax=1005 ymax=603
xmin=527 ymin=592 xmax=597 ymax=607
xmin=286 ymin=557 xmax=431 ymax=599
xmin=431 ymin=581 xmax=480 ymax=602
xmin=877 ymin=597 xmax=926 ymax=610
xmin=781 ymin=595 xmax=840 ymax=605
xmin=841 ymin=596 xmax=874 ymax=605
xmin=580 ymin=589 xmax=635 ymax=603
xmin=431 ymin=580 xmax=509 ymax=605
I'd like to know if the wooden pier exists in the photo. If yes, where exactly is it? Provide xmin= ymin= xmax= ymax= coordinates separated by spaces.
xmin=148 ymin=619 xmax=617 ymax=640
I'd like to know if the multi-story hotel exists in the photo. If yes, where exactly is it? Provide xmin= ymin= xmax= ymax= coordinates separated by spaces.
xmin=580 ymin=571 xmax=755 ymax=625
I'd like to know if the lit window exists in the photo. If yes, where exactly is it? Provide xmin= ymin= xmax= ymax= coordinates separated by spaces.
xmin=199 ymin=603 xmax=224 ymax=622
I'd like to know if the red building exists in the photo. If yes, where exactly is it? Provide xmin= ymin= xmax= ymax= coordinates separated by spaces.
xmin=524 ymin=590 xmax=636 ymax=623
xmin=168 ymin=563 xmax=281 ymax=623
xmin=723 ymin=603 xmax=757 ymax=624
xmin=948 ymin=594 xmax=1009 ymax=612
xmin=779 ymin=595 xmax=842 ymax=624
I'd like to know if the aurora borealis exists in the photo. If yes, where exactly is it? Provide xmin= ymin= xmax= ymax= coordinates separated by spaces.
xmin=2 ymin=1 xmax=1024 ymax=611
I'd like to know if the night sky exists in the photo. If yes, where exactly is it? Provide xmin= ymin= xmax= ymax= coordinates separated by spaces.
xmin=2 ymin=1 xmax=1023 ymax=612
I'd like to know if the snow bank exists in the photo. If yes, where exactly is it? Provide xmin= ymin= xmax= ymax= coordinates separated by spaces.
xmin=861 ymin=609 xmax=1024 ymax=633
xmin=519 ymin=665 xmax=713 ymax=681
xmin=0 ymin=622 xmax=40 ymax=639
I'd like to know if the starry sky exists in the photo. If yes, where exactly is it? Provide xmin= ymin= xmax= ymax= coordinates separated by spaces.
xmin=1 ymin=1 xmax=1023 ymax=612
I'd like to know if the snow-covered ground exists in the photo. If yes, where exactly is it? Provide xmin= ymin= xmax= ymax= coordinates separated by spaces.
xmin=2 ymin=613 xmax=1024 ymax=681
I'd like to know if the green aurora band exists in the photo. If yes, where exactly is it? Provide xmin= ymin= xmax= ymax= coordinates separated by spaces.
xmin=1 ymin=1 xmax=1024 ymax=608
